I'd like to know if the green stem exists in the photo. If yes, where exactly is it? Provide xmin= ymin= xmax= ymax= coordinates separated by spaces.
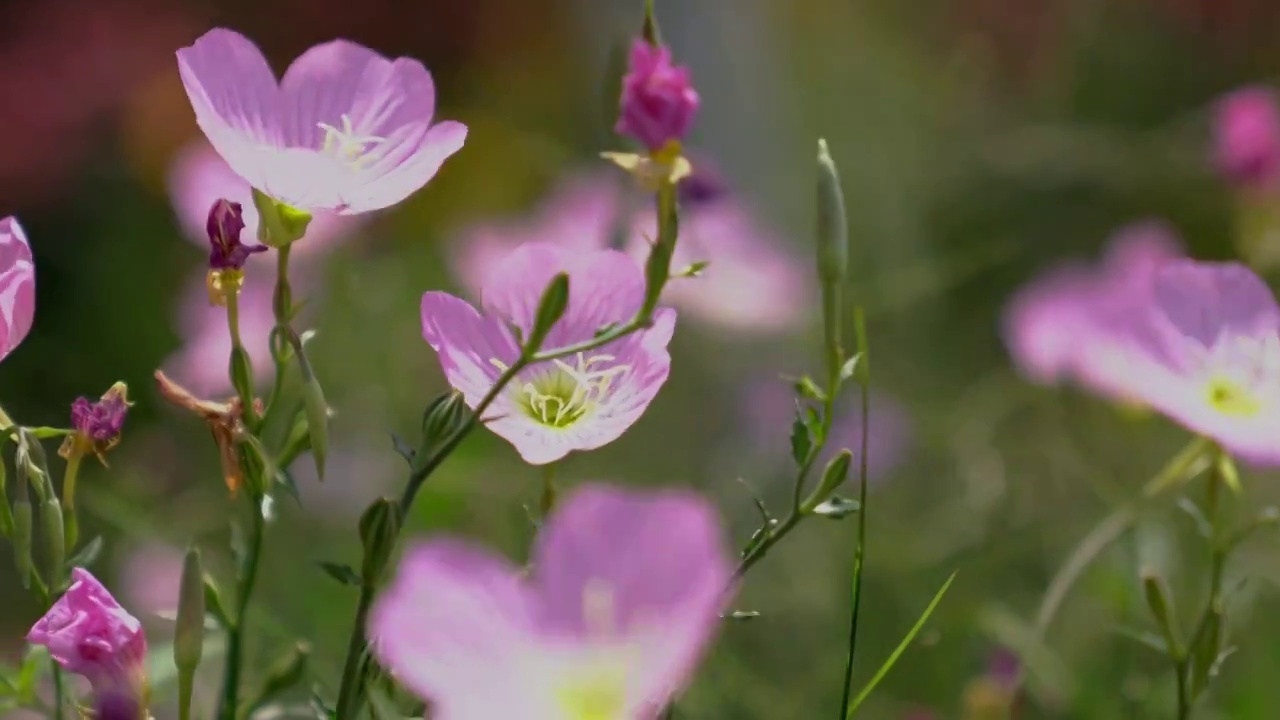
xmin=61 ymin=450 xmax=82 ymax=551
xmin=178 ymin=669 xmax=195 ymax=720
xmin=334 ymin=584 xmax=377 ymax=719
xmin=51 ymin=666 xmax=64 ymax=720
xmin=218 ymin=492 xmax=267 ymax=720
xmin=260 ymin=246 xmax=294 ymax=430
xmin=839 ymin=308 xmax=871 ymax=715
xmin=540 ymin=463 xmax=559 ymax=518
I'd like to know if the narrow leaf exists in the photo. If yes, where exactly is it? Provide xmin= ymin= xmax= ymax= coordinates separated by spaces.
xmin=319 ymin=561 xmax=361 ymax=587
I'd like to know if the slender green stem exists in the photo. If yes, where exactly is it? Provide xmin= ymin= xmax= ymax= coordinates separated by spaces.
xmin=334 ymin=583 xmax=377 ymax=719
xmin=178 ymin=670 xmax=195 ymax=720
xmin=540 ymin=462 xmax=559 ymax=518
xmin=51 ymin=666 xmax=64 ymax=720
xmin=60 ymin=450 xmax=82 ymax=550
xmin=260 ymin=246 xmax=294 ymax=430
xmin=218 ymin=492 xmax=267 ymax=720
xmin=839 ymin=308 xmax=871 ymax=715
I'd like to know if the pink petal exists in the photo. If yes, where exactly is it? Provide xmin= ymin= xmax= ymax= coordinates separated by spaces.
xmin=176 ymin=29 xmax=282 ymax=190
xmin=420 ymin=291 xmax=521 ymax=405
xmin=1151 ymin=260 xmax=1280 ymax=346
xmin=344 ymin=119 xmax=467 ymax=214
xmin=368 ymin=540 xmax=535 ymax=711
xmin=530 ymin=485 xmax=732 ymax=707
xmin=0 ymin=216 xmax=35 ymax=362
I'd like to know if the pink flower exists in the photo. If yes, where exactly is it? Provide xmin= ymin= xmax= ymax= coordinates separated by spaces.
xmin=176 ymin=28 xmax=466 ymax=214
xmin=369 ymin=484 xmax=734 ymax=719
xmin=1213 ymin=86 xmax=1280 ymax=191
xmin=422 ymin=243 xmax=676 ymax=465
xmin=27 ymin=568 xmax=147 ymax=692
xmin=162 ymin=265 xmax=278 ymax=396
xmin=1066 ymin=258 xmax=1280 ymax=465
xmin=167 ymin=140 xmax=359 ymax=256
xmin=450 ymin=173 xmax=622 ymax=295
xmin=1003 ymin=220 xmax=1182 ymax=384
xmin=616 ymin=40 xmax=699 ymax=151
xmin=0 ymin=216 xmax=36 ymax=362
xmin=119 ymin=542 xmax=185 ymax=616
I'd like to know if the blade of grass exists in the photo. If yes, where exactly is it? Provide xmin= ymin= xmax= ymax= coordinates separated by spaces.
xmin=844 ymin=571 xmax=958 ymax=717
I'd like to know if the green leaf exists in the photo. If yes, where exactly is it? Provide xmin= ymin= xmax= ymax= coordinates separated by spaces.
xmin=1113 ymin=625 xmax=1169 ymax=655
xmin=319 ymin=561 xmax=361 ymax=587
xmin=813 ymin=496 xmax=861 ymax=519
xmin=789 ymin=404 xmax=814 ymax=467
xmin=845 ymin=571 xmax=957 ymax=717
xmin=65 ymin=535 xmax=104 ymax=570
xmin=673 ymin=260 xmax=710 ymax=278
xmin=788 ymin=375 xmax=827 ymax=402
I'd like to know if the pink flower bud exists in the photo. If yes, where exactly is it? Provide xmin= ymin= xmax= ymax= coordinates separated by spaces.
xmin=27 ymin=568 xmax=148 ymax=693
xmin=1213 ymin=86 xmax=1280 ymax=191
xmin=615 ymin=39 xmax=699 ymax=151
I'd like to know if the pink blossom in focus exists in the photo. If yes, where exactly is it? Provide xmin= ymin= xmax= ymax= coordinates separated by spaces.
xmin=450 ymin=173 xmax=622 ymax=295
xmin=422 ymin=243 xmax=676 ymax=465
xmin=1002 ymin=220 xmax=1182 ymax=384
xmin=1213 ymin=86 xmax=1280 ymax=191
xmin=369 ymin=484 xmax=733 ymax=719
xmin=176 ymin=28 xmax=466 ymax=214
xmin=168 ymin=141 xmax=359 ymax=256
xmin=616 ymin=40 xmax=700 ymax=151
xmin=162 ymin=266 xmax=278 ymax=397
xmin=0 ymin=216 xmax=36 ymax=362
xmin=27 ymin=568 xmax=147 ymax=692
xmin=1066 ymin=259 xmax=1280 ymax=465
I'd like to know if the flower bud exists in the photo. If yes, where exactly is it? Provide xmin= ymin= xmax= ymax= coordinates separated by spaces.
xmin=801 ymin=449 xmax=853 ymax=513
xmin=615 ymin=39 xmax=700 ymax=152
xmin=13 ymin=495 xmax=33 ymax=589
xmin=359 ymin=498 xmax=401 ymax=585
xmin=817 ymin=139 xmax=849 ymax=374
xmin=0 ymin=455 xmax=12 ymax=538
xmin=290 ymin=334 xmax=330 ymax=481
xmin=206 ymin=199 xmax=267 ymax=271
xmin=1142 ymin=567 xmax=1184 ymax=658
xmin=41 ymin=496 xmax=65 ymax=585
xmin=1213 ymin=87 xmax=1280 ymax=192
xmin=252 ymin=188 xmax=313 ymax=248
xmin=421 ymin=391 xmax=469 ymax=452
xmin=174 ymin=546 xmax=205 ymax=672
xmin=523 ymin=272 xmax=570 ymax=353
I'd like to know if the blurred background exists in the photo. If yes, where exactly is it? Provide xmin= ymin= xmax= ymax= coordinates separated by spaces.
xmin=4 ymin=0 xmax=1280 ymax=717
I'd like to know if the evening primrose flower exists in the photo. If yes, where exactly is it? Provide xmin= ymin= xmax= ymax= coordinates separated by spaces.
xmin=0 ymin=216 xmax=35 ymax=362
xmin=27 ymin=568 xmax=149 ymax=712
xmin=368 ymin=484 xmax=734 ymax=720
xmin=1070 ymin=259 xmax=1280 ymax=465
xmin=1003 ymin=220 xmax=1182 ymax=384
xmin=176 ymin=28 xmax=466 ymax=215
xmin=616 ymin=39 xmax=699 ymax=152
xmin=421 ymin=242 xmax=675 ymax=465
xmin=1213 ymin=86 xmax=1280 ymax=192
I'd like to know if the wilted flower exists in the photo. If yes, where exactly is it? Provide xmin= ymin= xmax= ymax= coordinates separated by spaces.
xmin=616 ymin=39 xmax=699 ymax=152
xmin=27 ymin=568 xmax=148 ymax=701
xmin=64 ymin=382 xmax=132 ymax=463
xmin=205 ymin=199 xmax=266 ymax=271
xmin=0 ymin=216 xmax=36 ymax=363
xmin=1003 ymin=220 xmax=1182 ymax=384
xmin=369 ymin=484 xmax=733 ymax=719
xmin=167 ymin=140 xmax=358 ymax=258
xmin=1213 ymin=86 xmax=1280 ymax=191
xmin=423 ymin=243 xmax=675 ymax=465
xmin=176 ymin=28 xmax=466 ymax=214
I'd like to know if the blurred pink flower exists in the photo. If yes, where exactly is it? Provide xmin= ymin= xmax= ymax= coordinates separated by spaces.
xmin=744 ymin=377 xmax=911 ymax=483
xmin=369 ymin=483 xmax=733 ymax=718
xmin=27 ymin=568 xmax=147 ymax=693
xmin=1003 ymin=220 xmax=1182 ymax=384
xmin=0 ymin=216 xmax=36 ymax=362
xmin=630 ymin=199 xmax=807 ymax=333
xmin=1068 ymin=259 xmax=1280 ymax=465
xmin=451 ymin=168 xmax=807 ymax=333
xmin=450 ymin=173 xmax=622 ymax=294
xmin=616 ymin=40 xmax=700 ymax=151
xmin=163 ymin=265 xmax=278 ymax=397
xmin=176 ymin=28 xmax=466 ymax=214
xmin=1213 ymin=86 xmax=1280 ymax=191
xmin=119 ymin=542 xmax=185 ymax=616
xmin=422 ymin=243 xmax=675 ymax=465
xmin=167 ymin=141 xmax=359 ymax=256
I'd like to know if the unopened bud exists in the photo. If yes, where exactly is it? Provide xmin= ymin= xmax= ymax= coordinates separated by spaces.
xmin=41 ymin=497 xmax=65 ymax=585
xmin=290 ymin=334 xmax=329 ymax=481
xmin=421 ymin=391 xmax=469 ymax=454
xmin=359 ymin=498 xmax=401 ymax=585
xmin=615 ymin=39 xmax=699 ymax=153
xmin=207 ymin=199 xmax=267 ymax=271
xmin=174 ymin=546 xmax=205 ymax=672
xmin=801 ymin=450 xmax=853 ymax=514
xmin=1142 ymin=568 xmax=1184 ymax=658
xmin=523 ymin=273 xmax=570 ymax=354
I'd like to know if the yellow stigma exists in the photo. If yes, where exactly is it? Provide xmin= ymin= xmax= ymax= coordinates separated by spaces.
xmin=494 ymin=353 xmax=630 ymax=429
xmin=317 ymin=113 xmax=386 ymax=168
xmin=557 ymin=580 xmax=626 ymax=720
xmin=557 ymin=680 xmax=627 ymax=720
xmin=1205 ymin=376 xmax=1262 ymax=417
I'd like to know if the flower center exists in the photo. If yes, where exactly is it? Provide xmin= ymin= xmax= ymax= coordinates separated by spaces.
xmin=556 ymin=680 xmax=627 ymax=720
xmin=1205 ymin=376 xmax=1262 ymax=417
xmin=555 ymin=580 xmax=626 ymax=720
xmin=316 ymin=113 xmax=386 ymax=168
xmin=497 ymin=353 xmax=630 ymax=429
xmin=1201 ymin=334 xmax=1280 ymax=417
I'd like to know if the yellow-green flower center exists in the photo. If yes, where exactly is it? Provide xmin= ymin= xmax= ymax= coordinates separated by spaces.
xmin=498 ymin=353 xmax=630 ymax=429
xmin=556 ymin=679 xmax=627 ymax=720
xmin=556 ymin=580 xmax=627 ymax=719
xmin=317 ymin=113 xmax=386 ymax=168
xmin=1205 ymin=376 xmax=1262 ymax=417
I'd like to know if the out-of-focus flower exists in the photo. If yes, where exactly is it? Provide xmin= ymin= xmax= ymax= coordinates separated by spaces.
xmin=961 ymin=649 xmax=1021 ymax=720
xmin=27 ymin=568 xmax=148 ymax=702
xmin=743 ymin=376 xmax=911 ymax=483
xmin=176 ymin=28 xmax=467 ymax=214
xmin=422 ymin=243 xmax=675 ymax=465
xmin=63 ymin=382 xmax=132 ymax=465
xmin=0 ymin=216 xmax=35 ymax=363
xmin=1213 ymin=86 xmax=1280 ymax=191
xmin=1063 ymin=258 xmax=1280 ymax=465
xmin=167 ymin=140 xmax=359 ymax=258
xmin=369 ymin=484 xmax=733 ymax=718
xmin=450 ymin=173 xmax=623 ymax=295
xmin=616 ymin=39 xmax=700 ymax=152
xmin=119 ymin=542 xmax=186 ymax=616
xmin=163 ymin=266 xmax=277 ymax=397
xmin=1002 ymin=220 xmax=1182 ymax=385
xmin=205 ymin=199 xmax=265 ymax=271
